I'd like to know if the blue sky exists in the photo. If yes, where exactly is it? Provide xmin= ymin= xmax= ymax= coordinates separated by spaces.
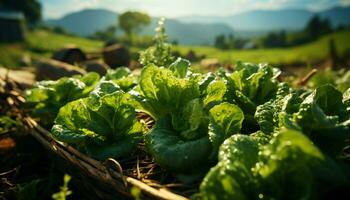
xmin=40 ymin=0 xmax=350 ymax=19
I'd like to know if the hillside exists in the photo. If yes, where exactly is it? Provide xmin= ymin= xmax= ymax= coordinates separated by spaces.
xmin=26 ymin=30 xmax=103 ymax=53
xmin=45 ymin=9 xmax=234 ymax=45
xmin=175 ymin=29 xmax=350 ymax=65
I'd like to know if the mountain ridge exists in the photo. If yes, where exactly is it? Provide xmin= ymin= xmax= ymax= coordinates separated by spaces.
xmin=45 ymin=9 xmax=234 ymax=45
xmin=45 ymin=6 xmax=350 ymax=45
xmin=176 ymin=6 xmax=350 ymax=31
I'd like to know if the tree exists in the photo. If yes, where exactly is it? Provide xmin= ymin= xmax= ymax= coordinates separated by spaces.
xmin=214 ymin=34 xmax=250 ymax=50
xmin=214 ymin=34 xmax=228 ymax=49
xmin=93 ymin=26 xmax=117 ymax=42
xmin=262 ymin=30 xmax=287 ymax=48
xmin=0 ymin=0 xmax=41 ymax=24
xmin=118 ymin=11 xmax=151 ymax=44
xmin=289 ymin=15 xmax=333 ymax=46
xmin=304 ymin=15 xmax=332 ymax=40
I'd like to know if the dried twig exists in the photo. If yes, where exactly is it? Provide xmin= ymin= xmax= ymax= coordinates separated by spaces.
xmin=298 ymin=68 xmax=318 ymax=86
xmin=0 ymin=168 xmax=17 ymax=177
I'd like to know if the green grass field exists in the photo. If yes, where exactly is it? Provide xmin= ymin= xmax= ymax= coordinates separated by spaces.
xmin=175 ymin=29 xmax=350 ymax=65
xmin=26 ymin=30 xmax=103 ymax=53
xmin=1 ymin=29 xmax=349 ymax=68
xmin=0 ymin=30 xmax=103 ymax=68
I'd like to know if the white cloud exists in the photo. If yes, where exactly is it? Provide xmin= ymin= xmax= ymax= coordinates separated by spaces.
xmin=341 ymin=0 xmax=350 ymax=5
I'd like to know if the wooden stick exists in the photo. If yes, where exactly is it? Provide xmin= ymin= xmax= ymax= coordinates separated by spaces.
xmin=298 ymin=69 xmax=318 ymax=86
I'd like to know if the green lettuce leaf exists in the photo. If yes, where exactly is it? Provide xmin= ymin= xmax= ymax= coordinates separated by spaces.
xmin=104 ymin=67 xmax=138 ymax=91
xmin=169 ymin=57 xmax=190 ymax=78
xmin=172 ymin=98 xmax=208 ymax=140
xmin=146 ymin=117 xmax=212 ymax=173
xmin=199 ymin=72 xmax=216 ymax=96
xmin=203 ymin=80 xmax=227 ymax=109
xmin=88 ymin=81 xmax=122 ymax=108
xmin=208 ymin=102 xmax=244 ymax=152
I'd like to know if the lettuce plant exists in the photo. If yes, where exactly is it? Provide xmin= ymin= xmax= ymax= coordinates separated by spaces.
xmin=225 ymin=62 xmax=280 ymax=115
xmin=52 ymin=85 xmax=143 ymax=160
xmin=137 ymin=59 xmax=244 ymax=175
xmin=138 ymin=61 xmax=210 ymax=173
xmin=198 ymin=129 xmax=348 ymax=200
xmin=25 ymin=72 xmax=100 ymax=126
xmin=208 ymin=62 xmax=282 ymax=134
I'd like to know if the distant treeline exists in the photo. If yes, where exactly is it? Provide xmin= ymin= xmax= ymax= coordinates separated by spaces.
xmin=214 ymin=15 xmax=348 ymax=50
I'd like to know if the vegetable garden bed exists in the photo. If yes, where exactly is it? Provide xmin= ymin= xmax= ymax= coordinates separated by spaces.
xmin=3 ymin=58 xmax=350 ymax=200
xmin=0 ymin=40 xmax=350 ymax=200
xmin=2 ymin=18 xmax=350 ymax=199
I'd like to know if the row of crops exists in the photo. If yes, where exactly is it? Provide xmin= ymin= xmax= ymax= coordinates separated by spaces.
xmin=24 ymin=56 xmax=350 ymax=199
